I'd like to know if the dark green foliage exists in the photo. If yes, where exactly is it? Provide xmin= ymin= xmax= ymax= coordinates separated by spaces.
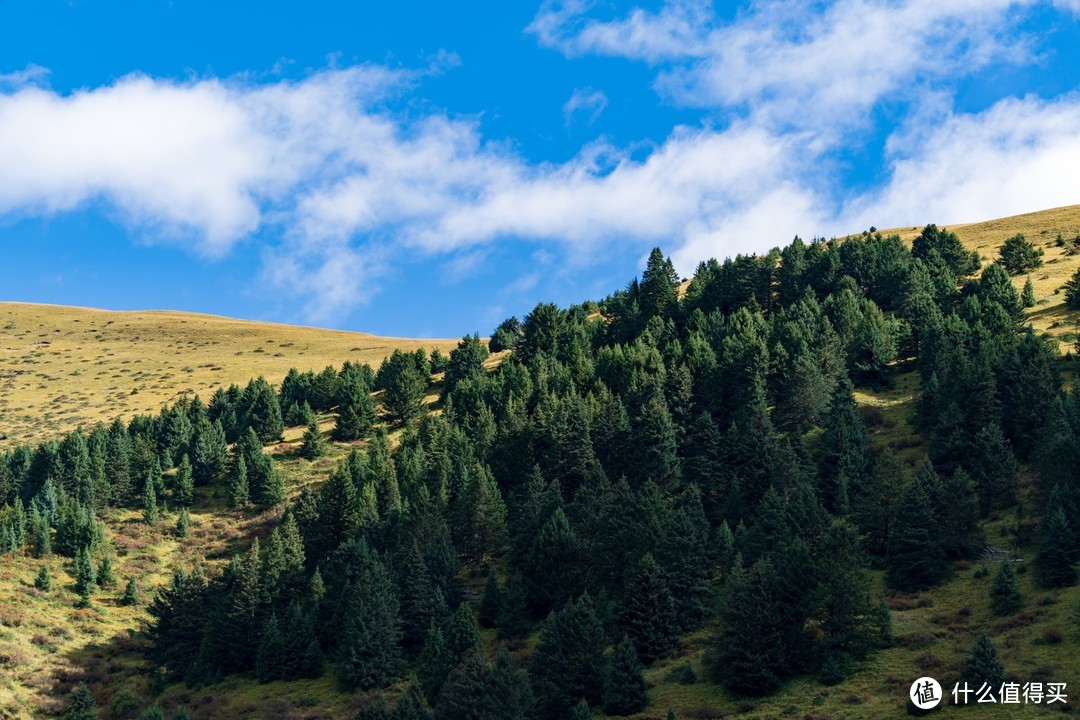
xmin=444 ymin=334 xmax=489 ymax=398
xmin=1036 ymin=489 xmax=1078 ymax=588
xmin=620 ymin=553 xmax=679 ymax=664
xmin=379 ymin=349 xmax=430 ymax=423
xmin=121 ymin=576 xmax=141 ymax=606
xmin=937 ymin=468 xmax=982 ymax=559
xmin=886 ymin=482 xmax=949 ymax=591
xmin=912 ymin=224 xmax=980 ymax=277
xmin=170 ymin=709 xmax=191 ymax=720
xmin=141 ymin=472 xmax=158 ymax=525
xmin=334 ymin=379 xmax=377 ymax=440
xmin=603 ymin=636 xmax=647 ymax=716
xmin=997 ymin=233 xmax=1043 ymax=275
xmin=336 ymin=543 xmax=402 ymax=690
xmin=484 ymin=645 xmax=535 ymax=719
xmin=1065 ymin=267 xmax=1080 ymax=309
xmin=74 ymin=546 xmax=96 ymax=605
xmin=1021 ymin=276 xmax=1036 ymax=308
xmin=417 ymin=623 xmax=454 ymax=704
xmin=989 ymin=562 xmax=1022 ymax=616
xmin=435 ymin=649 xmax=487 ymax=720
xmin=96 ymin=553 xmax=116 ymax=587
xmin=640 ymin=247 xmax=680 ymax=319
xmin=175 ymin=507 xmax=190 ymax=538
xmin=524 ymin=507 xmax=580 ymax=615
xmin=35 ymin=565 xmax=51 ymax=591
xmin=241 ymin=377 xmax=285 ymax=443
xmin=497 ymin=572 xmax=530 ymax=639
xmin=568 ymin=700 xmax=593 ymax=720
xmin=818 ymin=655 xmax=845 ymax=686
xmin=256 ymin=613 xmax=284 ymax=682
xmin=236 ymin=428 xmax=284 ymax=506
xmin=138 ymin=708 xmax=165 ymax=720
xmin=300 ymin=419 xmax=327 ymax=459
xmin=445 ymin=603 xmax=481 ymax=660
xmin=228 ymin=455 xmax=249 ymax=507
xmin=173 ymin=454 xmax=194 ymax=507
xmin=960 ymin=633 xmax=1006 ymax=691
xmin=64 ymin=683 xmax=99 ymax=720
xmin=706 ymin=559 xmax=785 ymax=696
xmin=489 ymin=317 xmax=522 ymax=353
xmin=530 ymin=593 xmax=607 ymax=719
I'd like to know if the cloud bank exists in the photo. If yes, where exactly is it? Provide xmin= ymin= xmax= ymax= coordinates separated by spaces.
xmin=0 ymin=0 xmax=1078 ymax=320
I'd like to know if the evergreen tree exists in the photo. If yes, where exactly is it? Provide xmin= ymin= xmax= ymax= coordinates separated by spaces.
xmin=417 ymin=623 xmax=455 ymax=704
xmin=137 ymin=708 xmax=165 ymax=720
xmin=937 ymin=468 xmax=982 ymax=559
xmin=997 ymin=233 xmax=1043 ymax=275
xmin=175 ymin=507 xmax=190 ymax=538
xmin=497 ymin=572 xmax=530 ymax=639
xmin=170 ymin=709 xmax=190 ymax=720
xmin=530 ymin=593 xmax=607 ymax=719
xmin=639 ymin=247 xmax=680 ymax=319
xmin=228 ymin=455 xmax=249 ymax=508
xmin=300 ymin=419 xmax=327 ymax=459
xmin=237 ymin=428 xmax=285 ymax=506
xmin=989 ymin=561 xmax=1023 ymax=616
xmin=256 ymin=613 xmax=285 ymax=682
xmin=971 ymin=423 xmax=1018 ymax=513
xmin=483 ymin=645 xmax=535 ymax=720
xmin=445 ymin=603 xmax=481 ymax=661
xmin=524 ymin=507 xmax=580 ymax=615
xmin=568 ymin=700 xmax=592 ymax=720
xmin=603 ymin=636 xmax=647 ymax=716
xmin=241 ymin=376 xmax=285 ymax=443
xmin=707 ymin=559 xmax=786 ymax=696
xmin=191 ymin=419 xmax=228 ymax=485
xmin=1036 ymin=493 xmax=1078 ymax=588
xmin=960 ymin=633 xmax=1006 ymax=691
xmin=435 ymin=649 xmax=487 ymax=720
xmin=443 ymin=334 xmax=489 ymax=399
xmin=1021 ymin=276 xmax=1037 ymax=308
xmin=141 ymin=472 xmax=158 ymax=526
xmin=74 ymin=547 xmax=96 ymax=607
xmin=886 ymin=482 xmax=949 ymax=591
xmin=173 ymin=454 xmax=194 ymax=507
xmin=97 ymin=553 xmax=116 ymax=587
xmin=35 ymin=565 xmax=51 ymax=591
xmin=620 ymin=553 xmax=679 ymax=664
xmin=336 ymin=546 xmax=402 ymax=690
xmin=121 ymin=576 xmax=141 ymax=606
xmin=334 ymin=380 xmax=377 ymax=441
xmin=1065 ymin=267 xmax=1080 ymax=310
xmin=64 ymin=683 xmax=99 ymax=720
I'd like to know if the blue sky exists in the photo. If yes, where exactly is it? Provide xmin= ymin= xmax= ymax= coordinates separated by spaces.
xmin=1 ymin=0 xmax=1078 ymax=337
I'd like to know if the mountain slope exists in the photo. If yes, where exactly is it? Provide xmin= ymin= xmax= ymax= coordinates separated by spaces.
xmin=0 ymin=304 xmax=460 ymax=448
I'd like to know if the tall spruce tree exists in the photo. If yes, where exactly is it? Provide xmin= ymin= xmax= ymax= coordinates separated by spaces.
xmin=64 ymin=683 xmax=99 ymax=720
xmin=960 ymin=633 xmax=1006 ymax=691
xmin=1036 ymin=489 xmax=1078 ymax=588
xmin=300 ymin=419 xmax=327 ymax=459
xmin=336 ymin=545 xmax=402 ymax=690
xmin=989 ymin=561 xmax=1023 ymax=616
xmin=334 ymin=380 xmax=377 ymax=441
xmin=620 ymin=553 xmax=680 ymax=664
xmin=530 ymin=593 xmax=607 ymax=720
xmin=886 ymin=482 xmax=949 ymax=591
xmin=602 ymin=636 xmax=648 ymax=716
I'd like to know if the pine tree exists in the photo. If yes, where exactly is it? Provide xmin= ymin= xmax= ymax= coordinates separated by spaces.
xmin=706 ymin=559 xmax=785 ymax=696
xmin=568 ymin=699 xmax=593 ymax=720
xmin=300 ymin=418 xmax=326 ymax=459
xmin=35 ymin=565 xmax=51 ymax=591
xmin=445 ymin=603 xmax=481 ymax=661
xmin=334 ymin=380 xmax=376 ymax=441
xmin=137 ymin=707 xmax=165 ymax=720
xmin=141 ymin=472 xmax=158 ymax=526
xmin=169 ymin=709 xmax=190 ymax=720
xmin=241 ymin=376 xmax=285 ymax=443
xmin=886 ymin=482 xmax=949 ymax=591
xmin=336 ymin=546 xmax=402 ymax=690
xmin=1022 ymin=277 xmax=1037 ymax=308
xmin=175 ymin=507 xmax=190 ymax=538
xmin=96 ymin=553 xmax=116 ymax=587
xmin=620 ymin=553 xmax=679 ymax=664
xmin=228 ymin=455 xmax=249 ymax=508
xmin=960 ymin=633 xmax=1006 ymax=691
xmin=989 ymin=562 xmax=1022 ymax=616
xmin=435 ymin=649 xmax=488 ymax=720
xmin=417 ymin=623 xmax=455 ymax=704
xmin=443 ymin=334 xmax=489 ymax=398
xmin=64 ymin=683 xmax=99 ymax=720
xmin=173 ymin=454 xmax=194 ymax=507
xmin=603 ymin=636 xmax=647 ymax=716
xmin=1036 ymin=493 xmax=1078 ymax=588
xmin=997 ymin=233 xmax=1043 ymax=275
xmin=256 ymin=612 xmax=285 ymax=682
xmin=191 ymin=419 xmax=228 ymax=485
xmin=497 ymin=571 xmax=530 ymax=639
xmin=524 ymin=507 xmax=580 ymax=615
xmin=483 ymin=644 xmax=535 ymax=719
xmin=971 ymin=423 xmax=1017 ymax=513
xmin=530 ymin=593 xmax=607 ymax=719
xmin=74 ymin=546 xmax=97 ymax=606
xmin=121 ymin=576 xmax=141 ymax=606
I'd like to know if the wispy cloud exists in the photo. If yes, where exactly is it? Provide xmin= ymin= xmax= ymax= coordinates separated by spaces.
xmin=563 ymin=87 xmax=608 ymax=126
xmin=0 ymin=0 xmax=1078 ymax=321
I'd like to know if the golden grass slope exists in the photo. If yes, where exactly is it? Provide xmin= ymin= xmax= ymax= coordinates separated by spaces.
xmin=0 ymin=303 xmax=460 ymax=448
xmin=876 ymin=203 xmax=1080 ymax=345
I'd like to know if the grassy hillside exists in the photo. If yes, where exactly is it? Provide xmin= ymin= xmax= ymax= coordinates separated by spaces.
xmin=5 ymin=207 xmax=1080 ymax=720
xmin=0 ymin=304 xmax=460 ymax=448
xmin=877 ymin=204 xmax=1080 ymax=346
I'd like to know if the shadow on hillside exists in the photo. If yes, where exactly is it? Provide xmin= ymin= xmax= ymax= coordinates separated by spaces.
xmin=57 ymin=610 xmax=154 ymax=720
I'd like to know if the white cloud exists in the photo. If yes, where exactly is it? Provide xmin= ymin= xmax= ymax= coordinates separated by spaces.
xmin=562 ymin=87 xmax=608 ymax=126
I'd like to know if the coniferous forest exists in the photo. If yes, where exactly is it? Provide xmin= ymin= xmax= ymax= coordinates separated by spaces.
xmin=3 ymin=224 xmax=1080 ymax=718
